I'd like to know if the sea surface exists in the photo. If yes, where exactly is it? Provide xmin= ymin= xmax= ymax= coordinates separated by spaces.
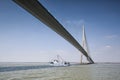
xmin=0 ymin=62 xmax=120 ymax=80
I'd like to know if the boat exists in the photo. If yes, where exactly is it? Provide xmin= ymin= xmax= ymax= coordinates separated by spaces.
xmin=49 ymin=55 xmax=70 ymax=66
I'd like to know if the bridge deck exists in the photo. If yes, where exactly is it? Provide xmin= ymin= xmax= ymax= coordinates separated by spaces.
xmin=13 ymin=0 xmax=94 ymax=63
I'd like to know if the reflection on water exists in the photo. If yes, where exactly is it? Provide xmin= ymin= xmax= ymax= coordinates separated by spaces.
xmin=0 ymin=62 xmax=120 ymax=80
xmin=0 ymin=65 xmax=53 ymax=72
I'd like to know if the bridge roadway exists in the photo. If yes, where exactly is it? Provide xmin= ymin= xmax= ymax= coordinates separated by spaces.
xmin=13 ymin=0 xmax=94 ymax=64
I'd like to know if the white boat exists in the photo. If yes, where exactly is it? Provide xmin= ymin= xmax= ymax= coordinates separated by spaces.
xmin=49 ymin=55 xmax=70 ymax=66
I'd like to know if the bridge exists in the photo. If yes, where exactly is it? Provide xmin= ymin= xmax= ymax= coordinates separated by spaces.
xmin=13 ymin=0 xmax=94 ymax=64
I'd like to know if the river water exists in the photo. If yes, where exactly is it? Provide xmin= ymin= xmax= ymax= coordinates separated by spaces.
xmin=0 ymin=62 xmax=120 ymax=80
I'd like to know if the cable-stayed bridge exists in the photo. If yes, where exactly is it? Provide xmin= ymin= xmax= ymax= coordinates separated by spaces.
xmin=13 ymin=0 xmax=94 ymax=64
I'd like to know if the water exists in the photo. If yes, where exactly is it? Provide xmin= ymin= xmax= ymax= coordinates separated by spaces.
xmin=0 ymin=62 xmax=120 ymax=80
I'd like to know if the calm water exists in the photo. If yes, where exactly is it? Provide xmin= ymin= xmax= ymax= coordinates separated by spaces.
xmin=0 ymin=62 xmax=120 ymax=80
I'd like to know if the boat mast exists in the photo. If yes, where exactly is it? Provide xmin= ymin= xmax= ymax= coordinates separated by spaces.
xmin=57 ymin=55 xmax=64 ymax=63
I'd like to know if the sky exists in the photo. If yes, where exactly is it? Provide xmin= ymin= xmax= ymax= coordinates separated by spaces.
xmin=0 ymin=0 xmax=120 ymax=62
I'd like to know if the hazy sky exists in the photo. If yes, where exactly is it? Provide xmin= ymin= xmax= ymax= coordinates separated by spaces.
xmin=0 ymin=0 xmax=120 ymax=62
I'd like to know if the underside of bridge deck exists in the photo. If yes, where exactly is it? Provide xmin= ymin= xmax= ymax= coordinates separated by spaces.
xmin=13 ymin=0 xmax=94 ymax=64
